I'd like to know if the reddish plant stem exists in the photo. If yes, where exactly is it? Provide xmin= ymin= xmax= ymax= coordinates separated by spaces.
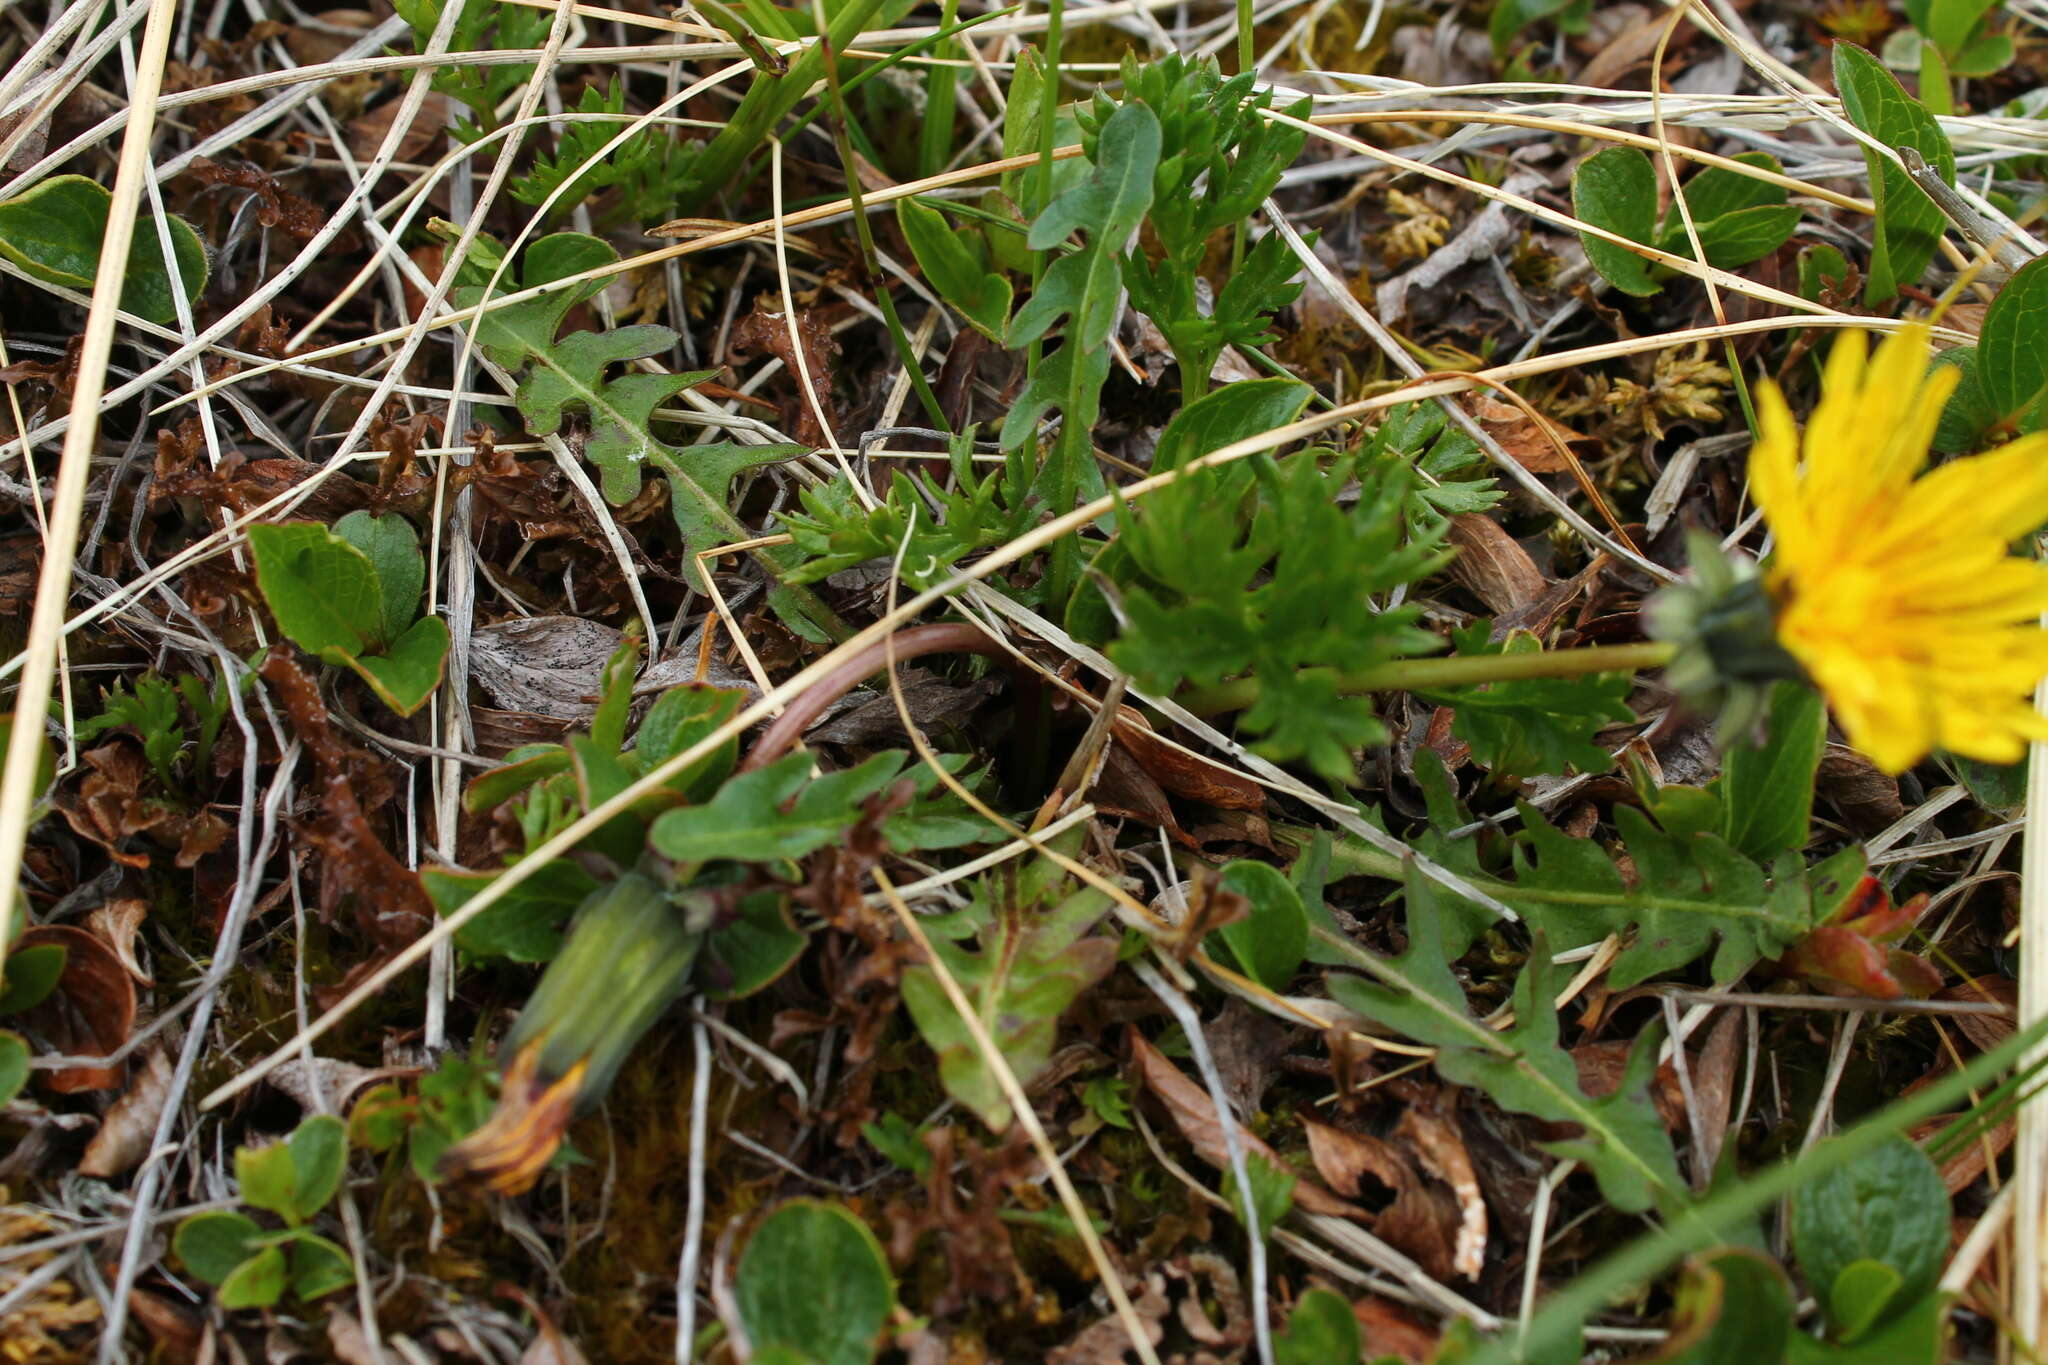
xmin=740 ymin=622 xmax=1021 ymax=770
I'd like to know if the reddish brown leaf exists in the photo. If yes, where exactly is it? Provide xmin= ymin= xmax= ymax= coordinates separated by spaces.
xmin=1464 ymin=394 xmax=1591 ymax=473
xmin=1817 ymin=745 xmax=1905 ymax=835
xmin=1303 ymin=1117 xmax=1415 ymax=1200
xmin=1935 ymin=976 xmax=2017 ymax=1054
xmin=1353 ymin=1295 xmax=1441 ymax=1364
xmin=1778 ymin=876 xmax=1941 ymax=1000
xmin=1110 ymin=711 xmax=1265 ymax=812
xmin=728 ymin=297 xmax=840 ymax=446
xmin=17 ymin=924 xmax=137 ymax=1092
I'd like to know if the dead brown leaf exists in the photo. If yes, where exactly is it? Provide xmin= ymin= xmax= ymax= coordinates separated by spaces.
xmin=57 ymin=741 xmax=232 ymax=871
xmin=1818 ymin=745 xmax=1905 ymax=836
xmin=1936 ymin=975 xmax=2017 ymax=1054
xmin=85 ymin=898 xmax=151 ymax=986
xmin=1445 ymin=513 xmax=1546 ymax=614
xmin=728 ymin=297 xmax=840 ymax=446
xmin=1689 ymin=1008 xmax=1743 ymax=1180
xmin=1303 ymin=1118 xmax=1414 ymax=1200
xmin=1464 ymin=394 xmax=1592 ymax=473
xmin=1047 ymin=1270 xmax=1169 ymax=1365
xmin=1111 ymin=710 xmax=1265 ymax=812
xmin=1396 ymin=1107 xmax=1487 ymax=1279
xmin=1577 ymin=7 xmax=1699 ymax=89
xmin=1128 ymin=1028 xmax=1355 ymax=1217
xmin=78 ymin=1048 xmax=174 ymax=1178
xmin=1354 ymin=1295 xmax=1440 ymax=1364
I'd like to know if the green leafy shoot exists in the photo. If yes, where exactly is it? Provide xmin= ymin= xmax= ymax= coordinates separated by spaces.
xmin=647 ymin=748 xmax=992 ymax=872
xmin=392 ymin=0 xmax=550 ymax=139
xmin=1107 ymin=443 xmax=1449 ymax=782
xmin=783 ymin=436 xmax=1036 ymax=589
xmin=898 ymin=836 xmax=1118 ymax=1130
xmin=173 ymin=1115 xmax=356 ymax=1311
xmin=349 ymin=1053 xmax=501 ymax=1184
xmin=1003 ymin=99 xmax=1161 ymax=521
xmin=447 ymin=228 xmax=840 ymax=638
xmin=1899 ymin=0 xmax=2013 ymax=102
xmin=1414 ymin=623 xmax=1636 ymax=778
xmin=1365 ymin=401 xmax=1503 ymax=524
xmin=78 ymin=673 xmax=184 ymax=791
xmin=509 ymin=80 xmax=693 ymax=228
xmin=1092 ymin=53 xmax=1311 ymax=401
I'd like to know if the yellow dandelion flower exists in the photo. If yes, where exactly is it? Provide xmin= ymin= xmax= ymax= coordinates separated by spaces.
xmin=1749 ymin=323 xmax=2048 ymax=774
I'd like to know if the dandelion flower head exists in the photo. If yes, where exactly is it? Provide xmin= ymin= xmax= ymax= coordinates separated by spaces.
xmin=1748 ymin=323 xmax=2048 ymax=775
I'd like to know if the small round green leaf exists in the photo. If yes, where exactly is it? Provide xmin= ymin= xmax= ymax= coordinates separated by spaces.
xmin=0 ymin=942 xmax=67 ymax=1015
xmin=736 ymin=1200 xmax=896 ymax=1365
xmin=1978 ymin=254 xmax=2048 ymax=424
xmin=1572 ymin=147 xmax=1661 ymax=297
xmin=286 ymin=1230 xmax=357 ymax=1300
xmin=0 ymin=1029 xmax=26 ymax=1105
xmin=1791 ymin=1134 xmax=1949 ymax=1331
xmin=1212 ymin=860 xmax=1309 ymax=991
xmin=174 ymin=1210 xmax=266 ymax=1285
xmin=286 ymin=1114 xmax=348 ymax=1221
xmin=217 ymin=1242 xmax=288 ymax=1310
xmin=0 ymin=175 xmax=209 ymax=324
xmin=1274 ymin=1286 xmax=1362 ymax=1365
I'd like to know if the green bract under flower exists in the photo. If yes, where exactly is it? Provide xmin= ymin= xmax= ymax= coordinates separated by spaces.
xmin=1646 ymin=530 xmax=1805 ymax=742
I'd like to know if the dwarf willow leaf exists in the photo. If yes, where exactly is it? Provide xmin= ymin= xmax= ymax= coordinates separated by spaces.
xmin=236 ymin=1115 xmax=347 ymax=1225
xmin=217 ymin=1244 xmax=289 ymax=1309
xmin=0 ymin=1031 xmax=25 ymax=1106
xmin=1572 ymin=147 xmax=1661 ymax=297
xmin=174 ymin=1211 xmax=267 ymax=1285
xmin=333 ymin=511 xmax=425 ymax=647
xmin=0 ymin=174 xmax=209 ymax=324
xmin=1212 ymin=859 xmax=1308 ymax=990
xmin=1977 ymin=253 xmax=2048 ymax=427
xmin=737 ymin=1201 xmax=896 ymax=1365
xmin=247 ymin=519 xmax=448 ymax=716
